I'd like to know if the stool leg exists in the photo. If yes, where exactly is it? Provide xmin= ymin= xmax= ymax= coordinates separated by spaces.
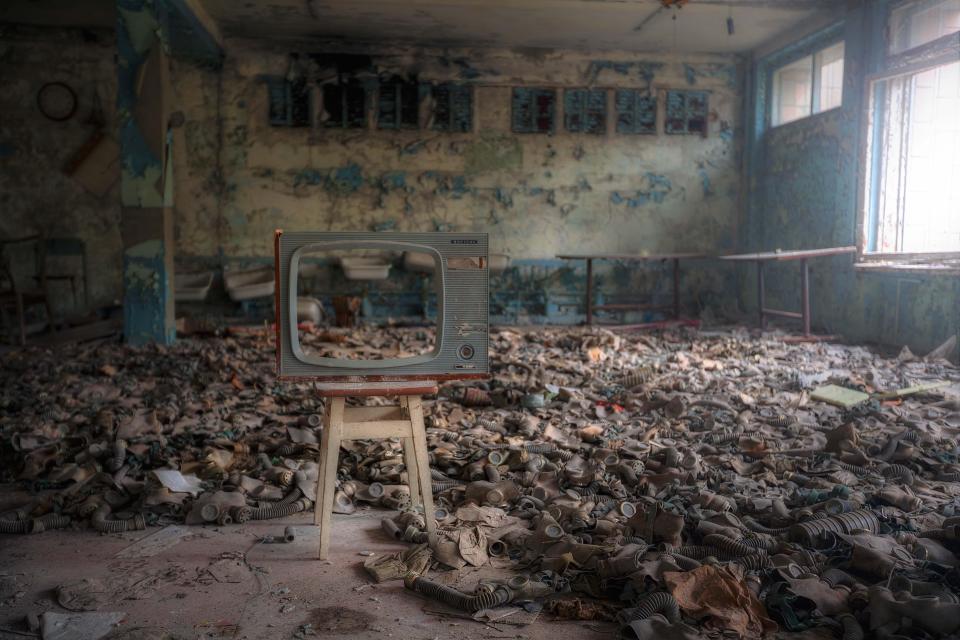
xmin=317 ymin=397 xmax=344 ymax=560
xmin=405 ymin=396 xmax=436 ymax=541
xmin=800 ymin=258 xmax=811 ymax=336
xmin=402 ymin=437 xmax=422 ymax=509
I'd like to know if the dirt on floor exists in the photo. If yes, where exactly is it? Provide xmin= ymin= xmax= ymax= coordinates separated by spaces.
xmin=1 ymin=325 xmax=959 ymax=639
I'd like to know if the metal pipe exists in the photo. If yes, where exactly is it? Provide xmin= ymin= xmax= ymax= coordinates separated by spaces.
xmin=404 ymin=574 xmax=512 ymax=612
xmin=250 ymin=497 xmax=311 ymax=521
xmin=618 ymin=591 xmax=681 ymax=624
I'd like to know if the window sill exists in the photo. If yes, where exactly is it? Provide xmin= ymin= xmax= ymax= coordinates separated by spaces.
xmin=769 ymin=105 xmax=843 ymax=130
xmin=856 ymin=254 xmax=960 ymax=276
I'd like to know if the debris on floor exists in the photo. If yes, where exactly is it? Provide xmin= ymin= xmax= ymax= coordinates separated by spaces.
xmin=40 ymin=610 xmax=125 ymax=640
xmin=2 ymin=325 xmax=960 ymax=638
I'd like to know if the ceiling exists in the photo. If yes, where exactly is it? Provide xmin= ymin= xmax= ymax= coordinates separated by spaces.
xmin=0 ymin=0 xmax=839 ymax=53
xmin=200 ymin=0 xmax=835 ymax=53
xmin=0 ymin=0 xmax=115 ymax=30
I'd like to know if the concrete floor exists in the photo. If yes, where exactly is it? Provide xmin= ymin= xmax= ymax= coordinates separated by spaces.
xmin=0 ymin=508 xmax=613 ymax=640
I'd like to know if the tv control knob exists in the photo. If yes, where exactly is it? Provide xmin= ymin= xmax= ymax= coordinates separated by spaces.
xmin=458 ymin=344 xmax=475 ymax=360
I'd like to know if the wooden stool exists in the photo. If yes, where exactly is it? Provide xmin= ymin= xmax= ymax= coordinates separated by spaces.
xmin=314 ymin=381 xmax=438 ymax=560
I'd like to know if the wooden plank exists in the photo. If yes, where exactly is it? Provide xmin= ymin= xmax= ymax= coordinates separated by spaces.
xmin=298 ymin=379 xmax=445 ymax=393
xmin=403 ymin=437 xmax=422 ymax=509
xmin=406 ymin=396 xmax=437 ymax=541
xmin=810 ymin=384 xmax=870 ymax=408
xmin=317 ymin=397 xmax=344 ymax=560
xmin=720 ymin=246 xmax=857 ymax=262
xmin=342 ymin=420 xmax=412 ymax=439
xmin=762 ymin=308 xmax=804 ymax=319
xmin=876 ymin=381 xmax=950 ymax=400
xmin=557 ymin=253 xmax=708 ymax=260
xmin=32 ymin=317 xmax=122 ymax=345
xmin=343 ymin=406 xmax=403 ymax=422
xmin=593 ymin=303 xmax=672 ymax=311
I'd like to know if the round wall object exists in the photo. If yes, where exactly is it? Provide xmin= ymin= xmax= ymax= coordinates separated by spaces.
xmin=37 ymin=82 xmax=78 ymax=121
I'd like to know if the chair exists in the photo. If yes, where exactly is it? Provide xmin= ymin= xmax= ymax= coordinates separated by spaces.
xmin=314 ymin=384 xmax=438 ymax=559
xmin=0 ymin=236 xmax=54 ymax=345
xmin=37 ymin=237 xmax=87 ymax=309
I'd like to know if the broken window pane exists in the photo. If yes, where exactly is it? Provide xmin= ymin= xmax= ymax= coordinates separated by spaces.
xmin=772 ymin=55 xmax=813 ymax=126
xmin=321 ymin=83 xmax=366 ymax=129
xmin=289 ymin=79 xmax=311 ymax=127
xmin=890 ymin=0 xmax=960 ymax=55
xmin=511 ymin=88 xmax=556 ymax=134
xmin=564 ymin=88 xmax=606 ymax=134
xmin=615 ymin=89 xmax=657 ymax=134
xmin=266 ymin=76 xmax=311 ymax=127
xmin=866 ymin=60 xmax=960 ymax=253
xmin=432 ymin=83 xmax=473 ymax=132
xmin=816 ymin=42 xmax=845 ymax=113
xmin=665 ymin=90 xmax=708 ymax=136
xmin=770 ymin=40 xmax=844 ymax=127
xmin=378 ymin=79 xmax=419 ymax=130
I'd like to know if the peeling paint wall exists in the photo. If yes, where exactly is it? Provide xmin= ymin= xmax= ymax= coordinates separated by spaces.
xmin=173 ymin=40 xmax=745 ymax=322
xmin=0 ymin=25 xmax=121 ymax=312
xmin=744 ymin=3 xmax=960 ymax=354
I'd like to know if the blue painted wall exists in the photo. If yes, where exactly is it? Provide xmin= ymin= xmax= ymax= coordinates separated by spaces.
xmin=742 ymin=2 xmax=959 ymax=355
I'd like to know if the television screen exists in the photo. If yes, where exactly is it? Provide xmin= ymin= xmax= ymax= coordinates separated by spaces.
xmin=275 ymin=231 xmax=488 ymax=382
xmin=293 ymin=245 xmax=440 ymax=361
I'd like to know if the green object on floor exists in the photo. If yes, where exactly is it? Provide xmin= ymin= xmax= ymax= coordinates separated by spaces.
xmin=810 ymin=384 xmax=870 ymax=408
xmin=876 ymin=381 xmax=949 ymax=400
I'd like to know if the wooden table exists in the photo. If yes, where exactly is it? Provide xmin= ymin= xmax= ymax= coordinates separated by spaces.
xmin=556 ymin=253 xmax=707 ymax=326
xmin=720 ymin=246 xmax=857 ymax=336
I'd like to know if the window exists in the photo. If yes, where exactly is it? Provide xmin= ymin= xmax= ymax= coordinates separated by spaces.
xmin=615 ymin=89 xmax=657 ymax=135
xmin=665 ymin=90 xmax=708 ymax=135
xmin=378 ymin=78 xmax=419 ymax=130
xmin=564 ymin=89 xmax=606 ymax=134
xmin=890 ymin=0 xmax=960 ymax=55
xmin=432 ymin=84 xmax=473 ymax=132
xmin=511 ymin=88 xmax=556 ymax=134
xmin=866 ymin=59 xmax=960 ymax=253
xmin=771 ymin=41 xmax=845 ymax=126
xmin=321 ymin=82 xmax=366 ymax=129
xmin=267 ymin=77 xmax=311 ymax=127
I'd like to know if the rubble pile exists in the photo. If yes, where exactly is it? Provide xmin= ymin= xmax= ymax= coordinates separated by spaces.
xmin=3 ymin=326 xmax=960 ymax=638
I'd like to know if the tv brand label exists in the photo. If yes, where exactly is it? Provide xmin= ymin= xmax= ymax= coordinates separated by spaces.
xmin=450 ymin=239 xmax=478 ymax=244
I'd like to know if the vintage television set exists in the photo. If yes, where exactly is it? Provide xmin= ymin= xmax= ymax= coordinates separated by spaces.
xmin=274 ymin=230 xmax=489 ymax=383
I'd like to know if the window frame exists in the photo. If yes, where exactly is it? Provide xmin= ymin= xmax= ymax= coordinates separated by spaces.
xmin=769 ymin=39 xmax=846 ymax=128
xmin=614 ymin=89 xmax=658 ymax=135
xmin=320 ymin=81 xmax=368 ymax=130
xmin=664 ymin=90 xmax=709 ymax=136
xmin=888 ymin=0 xmax=960 ymax=57
xmin=431 ymin=83 xmax=474 ymax=133
xmin=856 ymin=41 xmax=960 ymax=269
xmin=511 ymin=87 xmax=557 ymax=134
xmin=377 ymin=77 xmax=421 ymax=131
xmin=563 ymin=88 xmax=607 ymax=135
xmin=266 ymin=76 xmax=312 ymax=128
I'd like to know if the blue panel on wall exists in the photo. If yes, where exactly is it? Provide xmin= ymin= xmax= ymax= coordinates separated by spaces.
xmin=615 ymin=89 xmax=657 ymax=134
xmin=266 ymin=76 xmax=310 ymax=127
xmin=512 ymin=88 xmax=556 ymax=133
xmin=564 ymin=89 xmax=606 ymax=134
xmin=322 ymin=83 xmax=367 ymax=129
xmin=266 ymin=77 xmax=290 ymax=126
xmin=432 ymin=83 xmax=473 ymax=132
xmin=666 ymin=90 xmax=708 ymax=135
xmin=378 ymin=79 xmax=419 ymax=130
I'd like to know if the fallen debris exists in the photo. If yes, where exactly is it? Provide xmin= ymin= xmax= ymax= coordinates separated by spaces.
xmin=2 ymin=325 xmax=960 ymax=638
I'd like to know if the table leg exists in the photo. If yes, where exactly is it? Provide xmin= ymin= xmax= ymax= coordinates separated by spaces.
xmin=585 ymin=258 xmax=594 ymax=326
xmin=800 ymin=258 xmax=811 ymax=336
xmin=672 ymin=258 xmax=680 ymax=320
xmin=757 ymin=261 xmax=766 ymax=330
